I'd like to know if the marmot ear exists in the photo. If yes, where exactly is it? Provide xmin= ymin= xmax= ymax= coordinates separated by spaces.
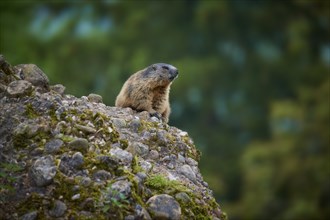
xmin=143 ymin=65 xmax=156 ymax=77
xmin=151 ymin=64 xmax=157 ymax=71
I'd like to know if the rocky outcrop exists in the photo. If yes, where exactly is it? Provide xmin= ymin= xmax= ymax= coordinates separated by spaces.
xmin=0 ymin=55 xmax=226 ymax=220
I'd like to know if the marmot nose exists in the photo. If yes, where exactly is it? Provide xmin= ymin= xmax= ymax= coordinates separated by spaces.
xmin=160 ymin=64 xmax=178 ymax=80
xmin=169 ymin=68 xmax=178 ymax=81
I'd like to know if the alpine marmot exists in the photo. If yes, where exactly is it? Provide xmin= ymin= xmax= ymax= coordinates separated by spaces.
xmin=115 ymin=63 xmax=179 ymax=123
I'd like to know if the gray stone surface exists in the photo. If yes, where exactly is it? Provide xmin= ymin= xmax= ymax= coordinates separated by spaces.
xmin=179 ymin=164 xmax=197 ymax=182
xmin=0 ymin=57 xmax=224 ymax=219
xmin=111 ymin=180 xmax=132 ymax=199
xmin=68 ymin=138 xmax=89 ymax=153
xmin=75 ymin=124 xmax=96 ymax=134
xmin=16 ymin=64 xmax=49 ymax=90
xmin=45 ymin=138 xmax=63 ymax=154
xmin=50 ymin=84 xmax=66 ymax=95
xmin=88 ymin=93 xmax=103 ymax=103
xmin=71 ymin=152 xmax=84 ymax=169
xmin=110 ymin=147 xmax=133 ymax=165
xmin=127 ymin=142 xmax=149 ymax=157
xmin=6 ymin=80 xmax=33 ymax=97
xmin=30 ymin=155 xmax=56 ymax=187
xmin=93 ymin=170 xmax=112 ymax=182
xmin=147 ymin=194 xmax=181 ymax=220
xmin=20 ymin=211 xmax=38 ymax=220
xmin=49 ymin=200 xmax=67 ymax=217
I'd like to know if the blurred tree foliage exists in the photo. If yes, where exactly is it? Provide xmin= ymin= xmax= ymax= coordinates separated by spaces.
xmin=0 ymin=0 xmax=329 ymax=219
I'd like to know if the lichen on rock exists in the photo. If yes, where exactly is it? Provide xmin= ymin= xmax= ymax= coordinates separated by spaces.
xmin=0 ymin=55 xmax=227 ymax=220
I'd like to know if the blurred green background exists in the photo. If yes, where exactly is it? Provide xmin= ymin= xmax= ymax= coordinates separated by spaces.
xmin=1 ymin=0 xmax=329 ymax=219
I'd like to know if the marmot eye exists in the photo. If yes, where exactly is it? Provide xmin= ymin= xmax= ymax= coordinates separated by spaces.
xmin=162 ymin=66 xmax=169 ymax=70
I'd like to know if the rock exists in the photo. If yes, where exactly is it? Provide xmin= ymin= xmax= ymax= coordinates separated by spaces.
xmin=30 ymin=147 xmax=44 ymax=156
xmin=93 ymin=170 xmax=112 ymax=182
xmin=137 ymin=111 xmax=150 ymax=120
xmin=112 ymin=118 xmax=127 ymax=128
xmin=80 ymin=176 xmax=92 ymax=187
xmin=71 ymin=152 xmax=84 ymax=169
xmin=179 ymin=164 xmax=197 ymax=183
xmin=149 ymin=150 xmax=159 ymax=160
xmin=127 ymin=142 xmax=149 ymax=157
xmin=6 ymin=80 xmax=33 ymax=97
xmin=88 ymin=93 xmax=103 ymax=103
xmin=0 ymin=83 xmax=7 ymax=93
xmin=50 ymin=84 xmax=66 ymax=95
xmin=130 ymin=118 xmax=141 ymax=133
xmin=20 ymin=211 xmax=38 ymax=220
xmin=71 ymin=193 xmax=81 ymax=200
xmin=30 ymin=155 xmax=57 ymax=187
xmin=139 ymin=160 xmax=152 ymax=172
xmin=186 ymin=157 xmax=198 ymax=166
xmin=0 ymin=56 xmax=224 ymax=220
xmin=125 ymin=215 xmax=135 ymax=220
xmin=14 ymin=122 xmax=40 ymax=139
xmin=134 ymin=204 xmax=151 ymax=220
xmin=16 ymin=64 xmax=49 ymax=90
xmin=49 ymin=200 xmax=67 ymax=217
xmin=175 ymin=192 xmax=191 ymax=203
xmin=110 ymin=180 xmax=132 ymax=199
xmin=178 ymin=154 xmax=185 ymax=163
xmin=75 ymin=124 xmax=96 ymax=134
xmin=45 ymin=138 xmax=63 ymax=154
xmin=147 ymin=194 xmax=181 ymax=220
xmin=110 ymin=147 xmax=133 ymax=165
xmin=97 ymin=155 xmax=121 ymax=170
xmin=68 ymin=138 xmax=89 ymax=153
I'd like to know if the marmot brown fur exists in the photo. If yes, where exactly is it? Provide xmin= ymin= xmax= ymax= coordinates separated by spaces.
xmin=115 ymin=63 xmax=179 ymax=123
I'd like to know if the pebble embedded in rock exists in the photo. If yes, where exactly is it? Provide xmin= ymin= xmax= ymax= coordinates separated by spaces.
xmin=50 ymin=84 xmax=66 ymax=95
xmin=186 ymin=157 xmax=198 ymax=166
xmin=110 ymin=180 xmax=132 ymax=199
xmin=175 ymin=192 xmax=191 ymax=203
xmin=139 ymin=160 xmax=152 ymax=172
xmin=149 ymin=150 xmax=159 ymax=160
xmin=15 ymin=64 xmax=49 ymax=90
xmin=20 ymin=210 xmax=38 ymax=220
xmin=135 ymin=204 xmax=152 ymax=220
xmin=49 ymin=200 xmax=67 ymax=218
xmin=68 ymin=138 xmax=89 ymax=153
xmin=127 ymin=142 xmax=149 ymax=157
xmin=112 ymin=118 xmax=127 ymax=128
xmin=136 ymin=172 xmax=147 ymax=181
xmin=71 ymin=152 xmax=84 ymax=169
xmin=110 ymin=147 xmax=133 ymax=165
xmin=30 ymin=155 xmax=57 ymax=187
xmin=93 ymin=170 xmax=112 ymax=182
xmin=179 ymin=164 xmax=197 ymax=182
xmin=6 ymin=80 xmax=33 ymax=98
xmin=178 ymin=154 xmax=185 ymax=163
xmin=97 ymin=155 xmax=120 ymax=170
xmin=147 ymin=194 xmax=181 ymax=220
xmin=0 ymin=83 xmax=7 ymax=93
xmin=71 ymin=193 xmax=81 ymax=200
xmin=30 ymin=147 xmax=44 ymax=156
xmin=87 ymin=93 xmax=103 ymax=103
xmin=75 ymin=124 xmax=96 ymax=134
xmin=130 ymin=118 xmax=141 ymax=133
xmin=45 ymin=138 xmax=63 ymax=154
xmin=80 ymin=177 xmax=92 ymax=187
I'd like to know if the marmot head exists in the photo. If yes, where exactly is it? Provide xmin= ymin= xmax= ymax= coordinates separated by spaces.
xmin=143 ymin=63 xmax=179 ymax=86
